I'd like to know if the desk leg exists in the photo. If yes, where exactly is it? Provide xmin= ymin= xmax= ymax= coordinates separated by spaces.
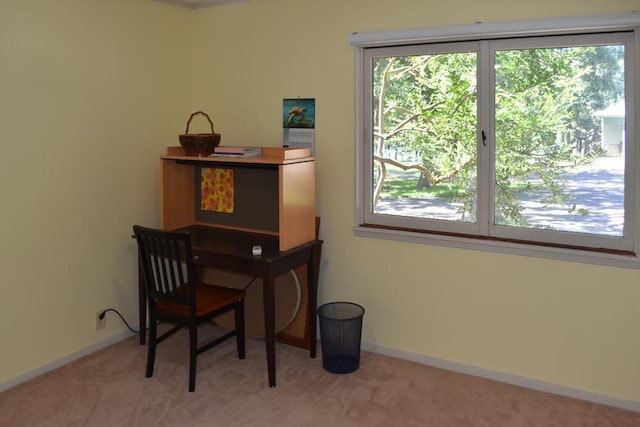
xmin=138 ymin=260 xmax=146 ymax=345
xmin=308 ymin=245 xmax=320 ymax=358
xmin=263 ymin=271 xmax=277 ymax=387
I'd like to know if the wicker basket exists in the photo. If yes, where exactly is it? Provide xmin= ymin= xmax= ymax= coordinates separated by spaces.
xmin=178 ymin=111 xmax=221 ymax=156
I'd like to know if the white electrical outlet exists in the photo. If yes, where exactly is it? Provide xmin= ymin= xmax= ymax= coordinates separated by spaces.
xmin=96 ymin=311 xmax=106 ymax=330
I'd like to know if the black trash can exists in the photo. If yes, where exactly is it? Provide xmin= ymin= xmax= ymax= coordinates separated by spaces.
xmin=318 ymin=302 xmax=365 ymax=374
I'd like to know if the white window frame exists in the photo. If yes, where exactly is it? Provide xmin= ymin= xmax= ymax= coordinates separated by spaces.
xmin=349 ymin=12 xmax=640 ymax=269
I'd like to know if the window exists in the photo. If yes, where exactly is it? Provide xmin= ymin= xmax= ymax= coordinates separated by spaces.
xmin=349 ymin=14 xmax=640 ymax=268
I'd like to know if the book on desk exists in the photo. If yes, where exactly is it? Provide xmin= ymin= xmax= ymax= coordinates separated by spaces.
xmin=211 ymin=146 xmax=263 ymax=158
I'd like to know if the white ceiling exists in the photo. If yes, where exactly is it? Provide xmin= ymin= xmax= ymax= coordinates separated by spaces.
xmin=153 ymin=0 xmax=249 ymax=9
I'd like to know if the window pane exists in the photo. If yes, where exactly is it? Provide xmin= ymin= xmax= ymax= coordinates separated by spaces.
xmin=371 ymin=52 xmax=478 ymax=222
xmin=494 ymin=44 xmax=625 ymax=236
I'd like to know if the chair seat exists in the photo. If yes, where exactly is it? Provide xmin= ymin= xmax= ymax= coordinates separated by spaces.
xmin=157 ymin=283 xmax=245 ymax=317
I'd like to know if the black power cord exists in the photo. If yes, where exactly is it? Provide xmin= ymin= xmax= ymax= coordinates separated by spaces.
xmin=98 ymin=308 xmax=139 ymax=334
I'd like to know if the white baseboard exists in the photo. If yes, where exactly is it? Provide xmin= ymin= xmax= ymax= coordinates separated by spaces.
xmin=0 ymin=330 xmax=135 ymax=393
xmin=361 ymin=341 xmax=640 ymax=413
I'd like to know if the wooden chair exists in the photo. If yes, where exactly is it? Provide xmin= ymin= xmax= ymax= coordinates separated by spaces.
xmin=133 ymin=225 xmax=246 ymax=392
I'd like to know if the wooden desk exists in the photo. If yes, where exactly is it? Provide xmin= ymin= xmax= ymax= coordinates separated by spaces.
xmin=138 ymin=224 xmax=323 ymax=388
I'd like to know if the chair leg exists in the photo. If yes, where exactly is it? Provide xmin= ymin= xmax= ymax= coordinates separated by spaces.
xmin=188 ymin=323 xmax=197 ymax=392
xmin=235 ymin=300 xmax=246 ymax=360
xmin=146 ymin=319 xmax=157 ymax=378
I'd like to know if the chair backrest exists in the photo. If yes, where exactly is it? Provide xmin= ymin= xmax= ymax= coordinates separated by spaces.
xmin=133 ymin=225 xmax=196 ymax=310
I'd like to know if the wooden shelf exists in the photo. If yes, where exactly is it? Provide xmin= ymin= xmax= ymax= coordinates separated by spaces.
xmin=162 ymin=146 xmax=313 ymax=164
xmin=160 ymin=146 xmax=316 ymax=251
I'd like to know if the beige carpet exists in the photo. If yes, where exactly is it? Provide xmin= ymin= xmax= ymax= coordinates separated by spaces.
xmin=1 ymin=324 xmax=639 ymax=426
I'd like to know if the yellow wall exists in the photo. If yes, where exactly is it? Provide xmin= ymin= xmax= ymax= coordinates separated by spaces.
xmin=2 ymin=0 xmax=640 ymax=406
xmin=0 ymin=0 xmax=191 ymax=384
xmin=190 ymin=0 xmax=640 ymax=403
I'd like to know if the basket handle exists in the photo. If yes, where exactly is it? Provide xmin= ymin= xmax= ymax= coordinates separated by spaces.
xmin=184 ymin=111 xmax=215 ymax=134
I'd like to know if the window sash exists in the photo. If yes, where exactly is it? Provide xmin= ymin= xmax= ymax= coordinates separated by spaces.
xmin=486 ymin=32 xmax=635 ymax=252
xmin=362 ymin=41 xmax=481 ymax=237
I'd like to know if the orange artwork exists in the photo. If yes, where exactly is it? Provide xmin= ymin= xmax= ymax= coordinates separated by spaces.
xmin=201 ymin=168 xmax=234 ymax=213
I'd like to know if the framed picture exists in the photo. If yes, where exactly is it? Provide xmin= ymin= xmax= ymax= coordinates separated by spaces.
xmin=283 ymin=98 xmax=315 ymax=129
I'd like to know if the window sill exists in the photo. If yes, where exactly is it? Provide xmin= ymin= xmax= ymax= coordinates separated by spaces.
xmin=353 ymin=224 xmax=640 ymax=269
